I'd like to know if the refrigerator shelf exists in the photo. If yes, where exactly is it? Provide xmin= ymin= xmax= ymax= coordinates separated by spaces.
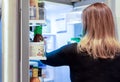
xmin=29 ymin=56 xmax=47 ymax=60
xmin=29 ymin=20 xmax=46 ymax=25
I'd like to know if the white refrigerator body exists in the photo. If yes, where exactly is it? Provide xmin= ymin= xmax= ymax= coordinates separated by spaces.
xmin=2 ymin=0 xmax=29 ymax=82
xmin=2 ymin=0 xmax=20 ymax=82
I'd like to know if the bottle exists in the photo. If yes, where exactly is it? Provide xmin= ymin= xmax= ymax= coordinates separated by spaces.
xmin=30 ymin=67 xmax=40 ymax=82
xmin=33 ymin=25 xmax=44 ymax=42
xmin=38 ymin=67 xmax=43 ymax=81
xmin=30 ymin=0 xmax=39 ymax=20
xmin=29 ymin=65 xmax=33 ymax=78
xmin=30 ymin=0 xmax=36 ymax=20
xmin=38 ymin=2 xmax=45 ymax=20
xmin=38 ymin=67 xmax=42 ymax=77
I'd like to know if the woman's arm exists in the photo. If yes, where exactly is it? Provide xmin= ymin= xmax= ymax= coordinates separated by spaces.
xmin=41 ymin=43 xmax=77 ymax=66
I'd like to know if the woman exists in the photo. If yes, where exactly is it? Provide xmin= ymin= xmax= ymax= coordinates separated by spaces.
xmin=41 ymin=2 xmax=120 ymax=82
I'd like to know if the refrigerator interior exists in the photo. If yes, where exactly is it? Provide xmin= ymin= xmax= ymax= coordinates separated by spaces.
xmin=44 ymin=2 xmax=73 ymax=82
xmin=29 ymin=1 xmax=73 ymax=82
xmin=29 ymin=1 xmax=86 ymax=82
xmin=41 ymin=1 xmax=85 ymax=82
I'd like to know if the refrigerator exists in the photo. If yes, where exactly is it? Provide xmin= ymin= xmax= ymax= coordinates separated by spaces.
xmin=2 ymin=0 xmax=118 ymax=82
xmin=29 ymin=1 xmax=74 ymax=82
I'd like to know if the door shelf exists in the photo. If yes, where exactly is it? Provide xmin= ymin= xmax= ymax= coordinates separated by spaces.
xmin=29 ymin=20 xmax=46 ymax=25
xmin=29 ymin=56 xmax=47 ymax=60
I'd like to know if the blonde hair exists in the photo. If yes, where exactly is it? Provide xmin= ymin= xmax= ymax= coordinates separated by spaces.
xmin=78 ymin=3 xmax=120 ymax=59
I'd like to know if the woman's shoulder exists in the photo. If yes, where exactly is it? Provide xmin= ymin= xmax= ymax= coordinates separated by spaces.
xmin=66 ymin=43 xmax=78 ymax=47
xmin=62 ymin=43 xmax=78 ymax=51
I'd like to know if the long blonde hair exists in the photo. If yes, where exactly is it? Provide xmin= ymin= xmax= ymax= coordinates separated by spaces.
xmin=78 ymin=3 xmax=120 ymax=59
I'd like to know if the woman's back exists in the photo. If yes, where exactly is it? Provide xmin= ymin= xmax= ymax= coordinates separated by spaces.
xmin=70 ymin=49 xmax=120 ymax=82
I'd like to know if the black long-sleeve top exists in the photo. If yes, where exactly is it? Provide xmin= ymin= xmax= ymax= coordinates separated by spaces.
xmin=41 ymin=43 xmax=120 ymax=82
